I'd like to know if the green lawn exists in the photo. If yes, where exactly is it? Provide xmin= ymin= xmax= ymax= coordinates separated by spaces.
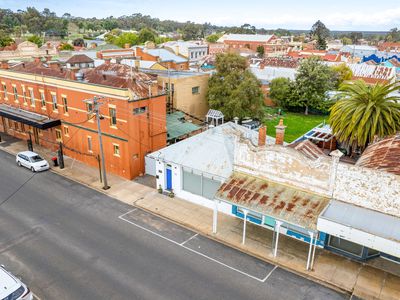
xmin=264 ymin=109 xmax=328 ymax=143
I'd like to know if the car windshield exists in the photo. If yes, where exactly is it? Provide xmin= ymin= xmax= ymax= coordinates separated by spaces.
xmin=2 ymin=285 xmax=25 ymax=300
xmin=30 ymin=155 xmax=44 ymax=163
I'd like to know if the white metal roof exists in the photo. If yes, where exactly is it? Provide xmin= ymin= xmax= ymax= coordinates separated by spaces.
xmin=251 ymin=66 xmax=296 ymax=81
xmin=147 ymin=122 xmax=275 ymax=179
xmin=146 ymin=49 xmax=188 ymax=63
xmin=219 ymin=34 xmax=274 ymax=43
xmin=320 ymin=200 xmax=400 ymax=243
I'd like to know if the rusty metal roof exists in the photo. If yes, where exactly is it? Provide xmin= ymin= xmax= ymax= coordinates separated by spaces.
xmin=356 ymin=134 xmax=400 ymax=176
xmin=66 ymin=54 xmax=94 ymax=64
xmin=215 ymin=172 xmax=330 ymax=230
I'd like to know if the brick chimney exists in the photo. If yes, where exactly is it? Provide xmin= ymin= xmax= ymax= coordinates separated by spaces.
xmin=33 ymin=56 xmax=41 ymax=63
xmin=275 ymin=118 xmax=286 ymax=145
xmin=258 ymin=125 xmax=266 ymax=146
xmin=1 ymin=60 xmax=9 ymax=70
xmin=104 ymin=58 xmax=111 ymax=65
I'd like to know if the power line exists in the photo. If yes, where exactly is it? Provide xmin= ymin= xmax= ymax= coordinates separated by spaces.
xmin=0 ymin=173 xmax=36 ymax=208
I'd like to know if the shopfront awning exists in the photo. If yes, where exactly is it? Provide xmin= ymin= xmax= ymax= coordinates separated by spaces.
xmin=0 ymin=104 xmax=61 ymax=130
xmin=318 ymin=200 xmax=400 ymax=258
xmin=215 ymin=171 xmax=330 ymax=230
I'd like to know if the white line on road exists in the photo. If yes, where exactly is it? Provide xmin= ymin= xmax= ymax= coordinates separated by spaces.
xmin=118 ymin=211 xmax=270 ymax=282
xmin=118 ymin=208 xmax=137 ymax=219
xmin=261 ymin=265 xmax=278 ymax=282
xmin=180 ymin=233 xmax=199 ymax=246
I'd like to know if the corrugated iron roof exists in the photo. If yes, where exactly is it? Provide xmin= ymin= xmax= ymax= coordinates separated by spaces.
xmin=215 ymin=172 xmax=330 ymax=230
xmin=66 ymin=54 xmax=94 ymax=64
xmin=356 ymin=134 xmax=400 ymax=176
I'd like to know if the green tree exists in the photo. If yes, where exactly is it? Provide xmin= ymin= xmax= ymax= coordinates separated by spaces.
xmin=181 ymin=22 xmax=202 ymax=40
xmin=138 ymin=27 xmax=156 ymax=43
xmin=207 ymin=53 xmax=265 ymax=120
xmin=269 ymin=77 xmax=292 ymax=107
xmin=27 ymin=34 xmax=43 ymax=47
xmin=59 ymin=43 xmax=74 ymax=50
xmin=349 ymin=32 xmax=363 ymax=44
xmin=341 ymin=37 xmax=352 ymax=45
xmin=0 ymin=30 xmax=13 ymax=47
xmin=206 ymin=33 xmax=220 ymax=43
xmin=329 ymin=80 xmax=400 ymax=150
xmin=292 ymin=56 xmax=335 ymax=114
xmin=256 ymin=45 xmax=265 ymax=57
xmin=113 ymin=32 xmax=139 ymax=48
xmin=386 ymin=28 xmax=400 ymax=42
xmin=330 ymin=63 xmax=353 ymax=88
xmin=310 ymin=20 xmax=330 ymax=50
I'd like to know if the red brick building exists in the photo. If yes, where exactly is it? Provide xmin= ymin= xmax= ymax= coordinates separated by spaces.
xmin=135 ymin=47 xmax=189 ymax=70
xmin=0 ymin=58 xmax=166 ymax=179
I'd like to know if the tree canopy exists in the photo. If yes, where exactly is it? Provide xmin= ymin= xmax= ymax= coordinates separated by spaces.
xmin=329 ymin=80 xmax=400 ymax=150
xmin=207 ymin=53 xmax=265 ymax=120
xmin=310 ymin=20 xmax=330 ymax=50
xmin=27 ymin=34 xmax=43 ymax=47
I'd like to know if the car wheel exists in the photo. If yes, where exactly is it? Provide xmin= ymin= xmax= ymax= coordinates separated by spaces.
xmin=17 ymin=161 xmax=21 ymax=167
xmin=31 ymin=167 xmax=35 ymax=172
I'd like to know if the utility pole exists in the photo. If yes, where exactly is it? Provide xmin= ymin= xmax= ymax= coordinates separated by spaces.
xmin=84 ymin=96 xmax=110 ymax=190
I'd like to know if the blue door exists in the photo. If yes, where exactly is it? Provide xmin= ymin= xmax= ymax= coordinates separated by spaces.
xmin=166 ymin=168 xmax=172 ymax=190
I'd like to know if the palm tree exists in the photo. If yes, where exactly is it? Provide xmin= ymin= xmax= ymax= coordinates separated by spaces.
xmin=329 ymin=80 xmax=400 ymax=151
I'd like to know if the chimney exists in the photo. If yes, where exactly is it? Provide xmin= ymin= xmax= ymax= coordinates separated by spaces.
xmin=124 ymin=43 xmax=131 ymax=49
xmin=258 ymin=125 xmax=266 ymax=147
xmin=104 ymin=58 xmax=111 ymax=65
xmin=34 ymin=56 xmax=41 ymax=63
xmin=233 ymin=117 xmax=239 ymax=125
xmin=1 ymin=60 xmax=9 ymax=70
xmin=45 ymin=55 xmax=52 ymax=62
xmin=134 ymin=60 xmax=140 ymax=69
xmin=275 ymin=118 xmax=286 ymax=145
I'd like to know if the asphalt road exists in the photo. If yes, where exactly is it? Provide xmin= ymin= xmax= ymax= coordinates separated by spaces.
xmin=0 ymin=149 xmax=350 ymax=300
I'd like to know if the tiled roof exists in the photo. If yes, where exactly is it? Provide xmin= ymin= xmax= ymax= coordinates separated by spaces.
xmin=261 ymin=57 xmax=299 ymax=68
xmin=356 ymin=134 xmax=400 ymax=176
xmin=66 ymin=54 xmax=94 ymax=64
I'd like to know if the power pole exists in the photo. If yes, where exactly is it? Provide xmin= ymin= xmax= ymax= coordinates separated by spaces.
xmin=84 ymin=96 xmax=110 ymax=190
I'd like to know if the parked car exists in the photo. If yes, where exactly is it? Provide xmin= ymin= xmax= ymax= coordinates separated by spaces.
xmin=0 ymin=265 xmax=32 ymax=300
xmin=16 ymin=151 xmax=49 ymax=172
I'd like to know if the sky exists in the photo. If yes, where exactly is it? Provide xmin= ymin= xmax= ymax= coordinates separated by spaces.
xmin=2 ymin=0 xmax=400 ymax=31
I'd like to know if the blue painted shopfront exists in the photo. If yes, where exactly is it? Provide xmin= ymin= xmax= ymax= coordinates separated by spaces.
xmin=231 ymin=205 xmax=326 ymax=247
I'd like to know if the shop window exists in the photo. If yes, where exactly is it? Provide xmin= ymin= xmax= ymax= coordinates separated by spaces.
xmin=182 ymin=169 xmax=221 ymax=199
xmin=113 ymin=144 xmax=120 ymax=156
xmin=237 ymin=207 xmax=263 ymax=223
xmin=328 ymin=235 xmax=363 ymax=257
xmin=109 ymin=107 xmax=117 ymax=126
xmin=192 ymin=86 xmax=200 ymax=94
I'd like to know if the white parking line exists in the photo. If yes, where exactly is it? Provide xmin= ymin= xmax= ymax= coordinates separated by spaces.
xmin=118 ymin=211 xmax=272 ymax=282
xmin=180 ymin=233 xmax=199 ymax=246
xmin=261 ymin=265 xmax=278 ymax=282
xmin=118 ymin=208 xmax=137 ymax=219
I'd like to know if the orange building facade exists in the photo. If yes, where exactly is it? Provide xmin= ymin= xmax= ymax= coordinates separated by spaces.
xmin=0 ymin=61 xmax=166 ymax=179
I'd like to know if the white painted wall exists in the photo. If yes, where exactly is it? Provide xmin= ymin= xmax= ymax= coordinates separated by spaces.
xmin=318 ymin=217 xmax=400 ymax=258
xmin=155 ymin=159 xmax=233 ymax=215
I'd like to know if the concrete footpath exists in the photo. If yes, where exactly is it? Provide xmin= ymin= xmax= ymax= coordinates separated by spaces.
xmin=1 ymin=134 xmax=400 ymax=300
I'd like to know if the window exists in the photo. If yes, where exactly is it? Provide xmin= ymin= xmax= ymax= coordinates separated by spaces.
xmin=22 ymin=87 xmax=27 ymax=104
xmin=13 ymin=86 xmax=18 ymax=102
xmin=8 ymin=119 xmax=12 ymax=127
xmin=14 ymin=122 xmax=19 ymax=131
xmin=51 ymin=94 xmax=58 ymax=111
xmin=55 ymin=129 xmax=62 ymax=141
xmin=3 ymin=84 xmax=7 ymax=100
xmin=327 ymin=236 xmax=363 ymax=257
xmin=62 ymin=97 xmax=68 ymax=113
xmin=63 ymin=126 xmax=69 ymax=136
xmin=109 ymin=107 xmax=117 ymax=126
xmin=133 ymin=106 xmax=147 ymax=115
xmin=113 ymin=144 xmax=120 ymax=156
xmin=40 ymin=91 xmax=46 ymax=108
xmin=182 ymin=169 xmax=221 ymax=199
xmin=87 ymin=136 xmax=92 ymax=152
xmin=192 ymin=86 xmax=200 ymax=94
xmin=29 ymin=89 xmax=35 ymax=107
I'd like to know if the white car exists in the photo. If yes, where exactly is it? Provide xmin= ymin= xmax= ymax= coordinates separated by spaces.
xmin=16 ymin=151 xmax=50 ymax=172
xmin=0 ymin=265 xmax=33 ymax=300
